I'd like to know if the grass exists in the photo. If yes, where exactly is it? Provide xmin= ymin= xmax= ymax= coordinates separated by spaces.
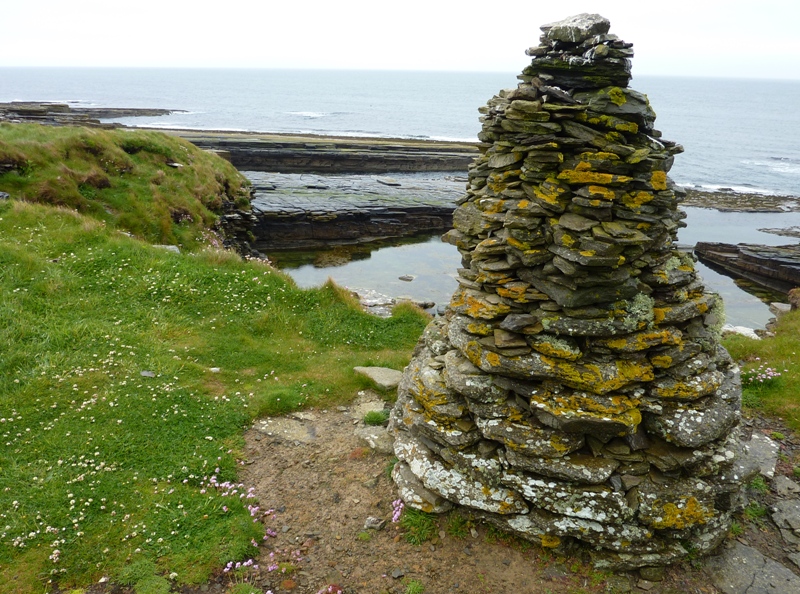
xmin=722 ymin=311 xmax=800 ymax=431
xmin=444 ymin=512 xmax=473 ymax=540
xmin=363 ymin=409 xmax=390 ymax=426
xmin=0 ymin=123 xmax=249 ymax=252
xmin=0 ymin=193 xmax=428 ymax=590
xmin=398 ymin=508 xmax=437 ymax=546
xmin=743 ymin=501 xmax=769 ymax=523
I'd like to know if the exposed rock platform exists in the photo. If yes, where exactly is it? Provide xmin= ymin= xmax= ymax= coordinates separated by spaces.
xmin=171 ymin=130 xmax=478 ymax=174
xmin=240 ymin=171 xmax=464 ymax=250
xmin=0 ymin=101 xmax=178 ymax=126
xmin=695 ymin=243 xmax=800 ymax=295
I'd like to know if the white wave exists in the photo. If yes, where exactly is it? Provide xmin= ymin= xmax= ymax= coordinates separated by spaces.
xmin=677 ymin=182 xmax=784 ymax=196
xmin=286 ymin=111 xmax=330 ymax=119
xmin=741 ymin=159 xmax=800 ymax=175
xmin=123 ymin=123 xmax=251 ymax=133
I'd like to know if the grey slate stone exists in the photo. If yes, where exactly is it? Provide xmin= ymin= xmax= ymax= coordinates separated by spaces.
xmin=747 ymin=433 xmax=780 ymax=479
xmin=353 ymin=366 xmax=403 ymax=390
xmin=540 ymin=13 xmax=611 ymax=43
xmin=705 ymin=542 xmax=800 ymax=593
xmin=354 ymin=425 xmax=394 ymax=455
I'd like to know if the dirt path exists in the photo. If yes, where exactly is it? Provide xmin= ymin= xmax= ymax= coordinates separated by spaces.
xmin=234 ymin=392 xmax=725 ymax=594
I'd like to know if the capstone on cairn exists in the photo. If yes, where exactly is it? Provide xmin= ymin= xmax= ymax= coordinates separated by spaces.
xmin=390 ymin=13 xmax=755 ymax=569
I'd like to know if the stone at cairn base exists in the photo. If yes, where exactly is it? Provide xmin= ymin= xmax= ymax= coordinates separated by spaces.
xmin=389 ymin=13 xmax=753 ymax=570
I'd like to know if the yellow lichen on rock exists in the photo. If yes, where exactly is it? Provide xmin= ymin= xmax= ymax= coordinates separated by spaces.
xmin=650 ymin=171 xmax=668 ymax=190
xmin=596 ymin=329 xmax=682 ymax=353
xmin=557 ymin=169 xmax=632 ymax=186
xmin=621 ymin=190 xmax=655 ymax=208
xmin=651 ymin=497 xmax=714 ymax=530
xmin=608 ymin=86 xmax=627 ymax=106
xmin=450 ymin=288 xmax=511 ymax=320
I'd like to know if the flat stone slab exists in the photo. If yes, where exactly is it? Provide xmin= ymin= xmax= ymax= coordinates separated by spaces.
xmin=247 ymin=171 xmax=463 ymax=214
xmin=349 ymin=390 xmax=390 ymax=419
xmin=695 ymin=242 xmax=800 ymax=295
xmin=353 ymin=366 xmax=404 ymax=390
xmin=775 ymin=476 xmax=800 ymax=497
xmin=705 ymin=542 xmax=800 ymax=593
xmin=748 ymin=433 xmax=781 ymax=479
xmin=255 ymin=416 xmax=317 ymax=444
xmin=354 ymin=426 xmax=394 ymax=455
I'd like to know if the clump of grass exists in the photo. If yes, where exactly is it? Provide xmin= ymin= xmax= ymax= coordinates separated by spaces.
xmin=363 ymin=409 xmax=391 ymax=426
xmin=404 ymin=579 xmax=425 ymax=594
xmin=0 ymin=199 xmax=429 ymax=593
xmin=399 ymin=508 xmax=437 ymax=545
xmin=445 ymin=512 xmax=473 ymax=540
xmin=230 ymin=585 xmax=263 ymax=594
xmin=743 ymin=501 xmax=769 ymax=523
xmin=385 ymin=456 xmax=398 ymax=479
xmin=749 ymin=475 xmax=769 ymax=493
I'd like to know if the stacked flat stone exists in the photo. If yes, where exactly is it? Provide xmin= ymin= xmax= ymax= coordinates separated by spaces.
xmin=390 ymin=13 xmax=754 ymax=570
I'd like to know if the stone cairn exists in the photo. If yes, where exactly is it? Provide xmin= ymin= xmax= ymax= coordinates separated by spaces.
xmin=390 ymin=13 xmax=755 ymax=570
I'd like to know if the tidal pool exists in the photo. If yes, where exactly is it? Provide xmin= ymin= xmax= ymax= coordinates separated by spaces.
xmin=268 ymin=208 xmax=800 ymax=329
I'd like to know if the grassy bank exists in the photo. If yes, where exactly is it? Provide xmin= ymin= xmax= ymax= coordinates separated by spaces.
xmin=722 ymin=312 xmax=800 ymax=431
xmin=0 ymin=123 xmax=249 ymax=251
xmin=0 ymin=126 xmax=429 ymax=593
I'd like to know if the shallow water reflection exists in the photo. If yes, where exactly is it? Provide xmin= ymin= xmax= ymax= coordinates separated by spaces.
xmin=270 ymin=208 xmax=800 ymax=329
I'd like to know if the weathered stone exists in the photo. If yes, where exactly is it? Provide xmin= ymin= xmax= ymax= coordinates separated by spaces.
xmin=504 ymin=449 xmax=619 ymax=484
xmin=392 ymin=13 xmax=746 ymax=570
xmin=574 ymin=87 xmax=656 ymax=130
xmin=636 ymin=476 xmax=716 ymax=531
xmin=643 ymin=372 xmax=740 ymax=448
xmin=442 ymin=348 xmax=509 ymax=404
xmin=774 ymin=476 xmax=800 ymax=497
xmin=705 ymin=542 xmax=800 ymax=594
xmin=540 ymin=13 xmax=610 ymax=44
xmin=745 ymin=432 xmax=780 ymax=479
xmin=392 ymin=461 xmax=454 ymax=513
xmin=353 ymin=366 xmax=403 ymax=390
xmin=476 ymin=416 xmax=584 ymax=457
xmin=771 ymin=498 xmax=800 ymax=533
xmin=501 ymin=470 xmax=635 ymax=523
xmin=394 ymin=432 xmax=528 ymax=514
xmin=354 ymin=425 xmax=394 ymax=455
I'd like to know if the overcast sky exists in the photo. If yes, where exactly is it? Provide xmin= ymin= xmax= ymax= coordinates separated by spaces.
xmin=2 ymin=0 xmax=799 ymax=79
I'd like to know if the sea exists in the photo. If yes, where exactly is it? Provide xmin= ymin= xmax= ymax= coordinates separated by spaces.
xmin=2 ymin=68 xmax=799 ymax=327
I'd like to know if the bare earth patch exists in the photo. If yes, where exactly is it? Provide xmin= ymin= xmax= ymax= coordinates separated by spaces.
xmin=232 ymin=393 xmax=723 ymax=594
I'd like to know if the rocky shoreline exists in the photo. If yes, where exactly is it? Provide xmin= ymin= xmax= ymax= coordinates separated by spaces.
xmin=0 ymin=101 xmax=179 ymax=125
xmin=172 ymin=130 xmax=478 ymax=174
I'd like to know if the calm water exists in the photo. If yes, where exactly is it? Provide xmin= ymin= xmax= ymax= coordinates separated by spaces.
xmin=283 ymin=208 xmax=800 ymax=329
xmin=3 ymin=68 xmax=799 ymax=326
